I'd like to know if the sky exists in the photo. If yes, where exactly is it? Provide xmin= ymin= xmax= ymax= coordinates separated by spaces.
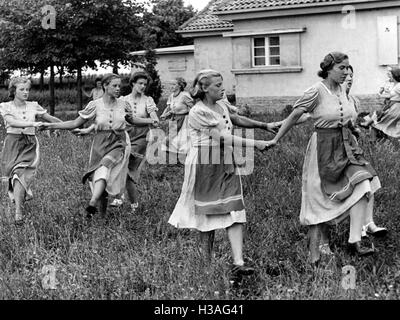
xmin=184 ymin=0 xmax=208 ymax=11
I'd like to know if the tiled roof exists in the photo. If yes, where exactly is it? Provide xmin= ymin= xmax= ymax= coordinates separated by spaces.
xmin=179 ymin=0 xmax=378 ymax=33
xmin=216 ymin=0 xmax=373 ymax=13
xmin=178 ymin=0 xmax=233 ymax=33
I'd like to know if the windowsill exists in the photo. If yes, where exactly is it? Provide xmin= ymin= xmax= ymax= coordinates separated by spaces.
xmin=232 ymin=66 xmax=303 ymax=74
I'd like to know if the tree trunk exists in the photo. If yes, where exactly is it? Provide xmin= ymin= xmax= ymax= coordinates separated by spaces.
xmin=49 ymin=64 xmax=55 ymax=116
xmin=59 ymin=65 xmax=64 ymax=87
xmin=112 ymin=59 xmax=118 ymax=74
xmin=40 ymin=69 xmax=45 ymax=91
xmin=77 ymin=66 xmax=83 ymax=111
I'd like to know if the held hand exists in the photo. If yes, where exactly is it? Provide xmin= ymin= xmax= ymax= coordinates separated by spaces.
xmin=35 ymin=122 xmax=48 ymax=130
xmin=151 ymin=119 xmax=160 ymax=128
xmin=264 ymin=121 xmax=282 ymax=134
xmin=256 ymin=139 xmax=277 ymax=152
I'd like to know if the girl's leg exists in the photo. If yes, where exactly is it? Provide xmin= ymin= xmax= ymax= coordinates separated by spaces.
xmin=227 ymin=223 xmax=244 ymax=266
xmin=89 ymin=179 xmax=106 ymax=207
xmin=13 ymin=180 xmax=26 ymax=222
xmin=362 ymin=194 xmax=387 ymax=237
xmin=126 ymin=178 xmax=139 ymax=204
xmin=199 ymin=230 xmax=215 ymax=262
xmin=308 ymin=225 xmax=321 ymax=264
xmin=227 ymin=223 xmax=254 ymax=276
xmin=348 ymin=196 xmax=375 ymax=255
xmin=99 ymin=190 xmax=108 ymax=216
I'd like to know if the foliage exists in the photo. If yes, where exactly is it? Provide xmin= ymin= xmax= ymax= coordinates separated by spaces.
xmin=141 ymin=0 xmax=196 ymax=49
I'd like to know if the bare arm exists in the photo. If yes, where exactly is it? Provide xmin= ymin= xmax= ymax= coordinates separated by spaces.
xmin=230 ymin=113 xmax=281 ymax=134
xmin=38 ymin=113 xmax=63 ymax=123
xmin=209 ymin=127 xmax=267 ymax=150
xmin=269 ymin=108 xmax=305 ymax=145
xmin=45 ymin=116 xmax=87 ymax=130
xmin=125 ymin=115 xmax=154 ymax=126
xmin=4 ymin=115 xmax=42 ymax=128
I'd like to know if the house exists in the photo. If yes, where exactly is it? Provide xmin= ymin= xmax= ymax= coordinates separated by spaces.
xmin=175 ymin=0 xmax=400 ymax=112
xmin=130 ymin=45 xmax=195 ymax=93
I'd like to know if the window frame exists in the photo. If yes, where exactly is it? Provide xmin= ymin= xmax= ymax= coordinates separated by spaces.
xmin=252 ymin=35 xmax=281 ymax=68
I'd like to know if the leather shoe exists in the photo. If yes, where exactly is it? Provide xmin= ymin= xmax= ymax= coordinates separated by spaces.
xmin=366 ymin=223 xmax=388 ymax=238
xmin=230 ymin=264 xmax=255 ymax=276
xmin=348 ymin=241 xmax=375 ymax=257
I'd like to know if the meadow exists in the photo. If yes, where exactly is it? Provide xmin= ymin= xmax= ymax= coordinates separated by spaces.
xmin=0 ymin=89 xmax=400 ymax=300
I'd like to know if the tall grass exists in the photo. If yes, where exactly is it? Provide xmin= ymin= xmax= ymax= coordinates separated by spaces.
xmin=1 ymin=109 xmax=399 ymax=300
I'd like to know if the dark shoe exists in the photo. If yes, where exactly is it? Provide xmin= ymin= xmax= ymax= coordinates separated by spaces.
xmin=14 ymin=214 xmax=24 ymax=226
xmin=230 ymin=264 xmax=255 ymax=277
xmin=348 ymin=241 xmax=375 ymax=257
xmin=366 ymin=223 xmax=388 ymax=238
xmin=85 ymin=205 xmax=98 ymax=219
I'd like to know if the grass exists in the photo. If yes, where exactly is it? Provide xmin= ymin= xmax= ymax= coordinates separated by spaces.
xmin=1 ymin=97 xmax=400 ymax=300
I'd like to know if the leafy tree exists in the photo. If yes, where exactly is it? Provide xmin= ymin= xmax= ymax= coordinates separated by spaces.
xmin=0 ymin=0 xmax=146 ymax=112
xmin=142 ymin=0 xmax=196 ymax=49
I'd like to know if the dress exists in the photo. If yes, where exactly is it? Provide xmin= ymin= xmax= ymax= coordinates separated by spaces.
xmin=91 ymin=88 xmax=104 ymax=100
xmin=161 ymin=91 xmax=194 ymax=156
xmin=0 ymin=101 xmax=46 ymax=201
xmin=168 ymin=100 xmax=246 ymax=232
xmin=120 ymin=94 xmax=158 ymax=183
xmin=295 ymin=82 xmax=381 ymax=226
xmin=372 ymin=83 xmax=400 ymax=137
xmin=78 ymin=98 xmax=131 ymax=196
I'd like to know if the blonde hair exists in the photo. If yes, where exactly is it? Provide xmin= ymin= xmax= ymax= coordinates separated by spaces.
xmin=8 ymin=77 xmax=31 ymax=99
xmin=190 ymin=69 xmax=223 ymax=100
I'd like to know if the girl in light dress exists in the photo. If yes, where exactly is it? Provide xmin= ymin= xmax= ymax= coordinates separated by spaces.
xmin=110 ymin=72 xmax=160 ymax=211
xmin=82 ymin=77 xmax=104 ymax=101
xmin=43 ymin=74 xmax=153 ymax=218
xmin=0 ymin=77 xmax=62 ymax=225
xmin=267 ymin=52 xmax=383 ymax=264
xmin=361 ymin=67 xmax=400 ymax=138
xmin=160 ymin=77 xmax=194 ymax=162
xmin=168 ymin=69 xmax=280 ymax=277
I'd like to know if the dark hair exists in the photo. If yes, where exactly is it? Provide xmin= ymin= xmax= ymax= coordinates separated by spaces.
xmin=95 ymin=77 xmax=102 ymax=83
xmin=190 ymin=69 xmax=223 ymax=100
xmin=348 ymin=65 xmax=354 ymax=73
xmin=129 ymin=71 xmax=152 ymax=88
xmin=8 ymin=77 xmax=31 ymax=100
xmin=175 ymin=77 xmax=187 ymax=91
xmin=318 ymin=52 xmax=349 ymax=79
xmin=390 ymin=67 xmax=400 ymax=82
xmin=101 ymin=73 xmax=121 ymax=90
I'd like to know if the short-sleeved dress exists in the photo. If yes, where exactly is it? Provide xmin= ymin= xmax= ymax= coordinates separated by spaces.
xmin=168 ymin=100 xmax=246 ymax=232
xmin=371 ymin=82 xmax=400 ymax=138
xmin=295 ymin=82 xmax=381 ymax=226
xmin=91 ymin=88 xmax=104 ymax=100
xmin=120 ymin=94 xmax=158 ymax=183
xmin=161 ymin=91 xmax=194 ymax=156
xmin=78 ymin=98 xmax=131 ymax=196
xmin=0 ymin=101 xmax=47 ymax=201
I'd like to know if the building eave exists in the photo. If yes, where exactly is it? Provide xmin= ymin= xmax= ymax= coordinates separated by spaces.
xmin=215 ymin=0 xmax=400 ymax=20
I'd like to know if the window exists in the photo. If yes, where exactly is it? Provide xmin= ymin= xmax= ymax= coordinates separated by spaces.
xmin=253 ymin=36 xmax=280 ymax=67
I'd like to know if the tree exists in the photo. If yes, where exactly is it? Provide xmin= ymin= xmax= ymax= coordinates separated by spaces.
xmin=143 ymin=49 xmax=163 ymax=104
xmin=0 ymin=0 xmax=147 ymax=112
xmin=142 ymin=0 xmax=196 ymax=49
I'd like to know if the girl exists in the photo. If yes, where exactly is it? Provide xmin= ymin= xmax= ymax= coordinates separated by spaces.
xmin=0 ymin=77 xmax=62 ymax=225
xmin=266 ymin=53 xmax=381 ymax=263
xmin=43 ymin=73 xmax=153 ymax=218
xmin=110 ymin=71 xmax=159 ymax=211
xmin=161 ymin=77 xmax=194 ymax=160
xmin=362 ymin=67 xmax=400 ymax=138
xmin=168 ymin=69 xmax=273 ymax=277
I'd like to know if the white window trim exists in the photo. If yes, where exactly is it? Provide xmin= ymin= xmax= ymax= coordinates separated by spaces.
xmin=252 ymin=36 xmax=280 ymax=68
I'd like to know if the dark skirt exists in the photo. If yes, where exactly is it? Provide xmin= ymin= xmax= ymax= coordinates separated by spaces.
xmin=127 ymin=126 xmax=150 ymax=183
xmin=1 ymin=133 xmax=39 ymax=201
xmin=83 ymin=130 xmax=128 ymax=185
xmin=316 ymin=126 xmax=376 ymax=201
xmin=194 ymin=145 xmax=244 ymax=215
